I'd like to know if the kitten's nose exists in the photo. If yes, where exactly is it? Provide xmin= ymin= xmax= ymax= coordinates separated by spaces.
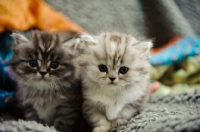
xmin=109 ymin=77 xmax=116 ymax=82
xmin=39 ymin=72 xmax=47 ymax=76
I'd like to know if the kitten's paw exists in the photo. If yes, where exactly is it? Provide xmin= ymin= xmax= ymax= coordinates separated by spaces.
xmin=111 ymin=119 xmax=128 ymax=128
xmin=93 ymin=126 xmax=110 ymax=132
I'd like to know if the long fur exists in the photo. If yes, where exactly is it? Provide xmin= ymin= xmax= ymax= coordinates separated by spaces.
xmin=10 ymin=30 xmax=82 ymax=132
xmin=77 ymin=32 xmax=152 ymax=132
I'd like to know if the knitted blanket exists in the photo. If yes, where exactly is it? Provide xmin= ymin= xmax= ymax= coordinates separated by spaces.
xmin=112 ymin=90 xmax=200 ymax=132
xmin=1 ymin=90 xmax=200 ymax=132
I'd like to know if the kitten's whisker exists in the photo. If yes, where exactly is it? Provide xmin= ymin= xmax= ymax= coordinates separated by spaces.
xmin=56 ymin=79 xmax=62 ymax=86
xmin=50 ymin=79 xmax=55 ymax=90
xmin=57 ymin=80 xmax=65 ymax=93
xmin=53 ymin=79 xmax=61 ymax=93
xmin=50 ymin=78 xmax=53 ymax=90
xmin=51 ymin=79 xmax=58 ymax=90
xmin=49 ymin=76 xmax=62 ymax=92
xmin=23 ymin=77 xmax=34 ymax=87
xmin=50 ymin=75 xmax=59 ymax=80
xmin=49 ymin=78 xmax=54 ymax=101
xmin=56 ymin=79 xmax=63 ymax=93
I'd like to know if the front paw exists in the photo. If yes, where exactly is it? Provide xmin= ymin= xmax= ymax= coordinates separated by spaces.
xmin=93 ymin=126 xmax=111 ymax=132
xmin=111 ymin=119 xmax=128 ymax=128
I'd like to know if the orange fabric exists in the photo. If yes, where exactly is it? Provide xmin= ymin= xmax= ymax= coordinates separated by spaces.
xmin=0 ymin=0 xmax=85 ymax=33
xmin=151 ymin=36 xmax=182 ymax=54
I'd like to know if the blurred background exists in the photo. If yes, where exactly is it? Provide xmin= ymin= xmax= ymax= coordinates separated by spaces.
xmin=0 ymin=0 xmax=200 ymax=108
xmin=46 ymin=0 xmax=200 ymax=48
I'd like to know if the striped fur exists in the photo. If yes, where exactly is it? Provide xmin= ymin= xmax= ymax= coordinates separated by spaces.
xmin=77 ymin=32 xmax=152 ymax=132
xmin=10 ymin=30 xmax=82 ymax=132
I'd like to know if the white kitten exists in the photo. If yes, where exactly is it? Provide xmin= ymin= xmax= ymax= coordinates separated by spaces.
xmin=77 ymin=32 xmax=152 ymax=132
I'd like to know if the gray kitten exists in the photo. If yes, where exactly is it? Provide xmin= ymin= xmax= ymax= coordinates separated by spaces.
xmin=10 ymin=30 xmax=82 ymax=132
xmin=75 ymin=32 xmax=152 ymax=132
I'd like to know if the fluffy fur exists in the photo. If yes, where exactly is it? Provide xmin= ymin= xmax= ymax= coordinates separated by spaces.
xmin=10 ymin=30 xmax=82 ymax=132
xmin=76 ymin=32 xmax=152 ymax=132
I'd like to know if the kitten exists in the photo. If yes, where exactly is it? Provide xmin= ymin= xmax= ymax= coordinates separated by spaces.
xmin=10 ymin=30 xmax=82 ymax=132
xmin=76 ymin=32 xmax=152 ymax=132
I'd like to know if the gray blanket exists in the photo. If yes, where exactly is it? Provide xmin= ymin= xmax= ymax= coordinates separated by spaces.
xmin=1 ymin=90 xmax=200 ymax=132
xmin=46 ymin=0 xmax=200 ymax=48
xmin=112 ymin=90 xmax=200 ymax=132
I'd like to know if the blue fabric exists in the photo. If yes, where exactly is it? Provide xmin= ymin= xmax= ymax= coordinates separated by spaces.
xmin=0 ymin=35 xmax=14 ymax=80
xmin=150 ymin=36 xmax=200 ymax=66
xmin=0 ymin=34 xmax=15 ymax=108
xmin=0 ymin=90 xmax=15 ymax=108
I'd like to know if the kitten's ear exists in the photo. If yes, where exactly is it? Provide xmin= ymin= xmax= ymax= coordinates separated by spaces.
xmin=77 ymin=34 xmax=98 ymax=52
xmin=62 ymin=33 xmax=97 ymax=56
xmin=62 ymin=38 xmax=81 ymax=56
xmin=134 ymin=41 xmax=153 ymax=56
xmin=11 ymin=31 xmax=29 ymax=45
xmin=79 ymin=34 xmax=98 ymax=45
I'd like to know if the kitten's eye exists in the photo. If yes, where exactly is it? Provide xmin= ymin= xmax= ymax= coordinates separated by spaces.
xmin=50 ymin=61 xmax=59 ymax=69
xmin=119 ymin=67 xmax=129 ymax=74
xmin=98 ymin=65 xmax=107 ymax=72
xmin=29 ymin=60 xmax=38 ymax=67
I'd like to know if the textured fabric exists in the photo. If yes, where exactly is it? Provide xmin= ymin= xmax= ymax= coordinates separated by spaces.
xmin=0 ymin=91 xmax=200 ymax=132
xmin=0 ymin=90 xmax=15 ymax=108
xmin=0 ymin=34 xmax=14 ymax=80
xmin=0 ymin=120 xmax=56 ymax=132
xmin=112 ymin=90 xmax=200 ymax=132
xmin=45 ymin=0 xmax=200 ymax=48
xmin=151 ymin=55 xmax=200 ymax=84
xmin=150 ymin=36 xmax=200 ymax=66
xmin=0 ymin=0 xmax=84 ymax=32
